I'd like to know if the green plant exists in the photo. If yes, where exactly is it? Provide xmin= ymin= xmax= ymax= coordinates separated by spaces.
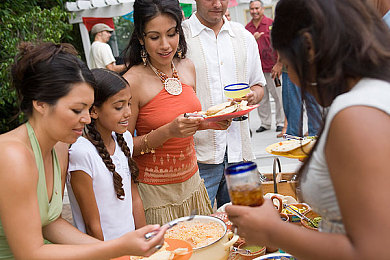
xmin=0 ymin=4 xmax=72 ymax=133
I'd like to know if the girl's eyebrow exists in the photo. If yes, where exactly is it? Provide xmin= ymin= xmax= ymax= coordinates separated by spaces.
xmin=144 ymin=26 xmax=176 ymax=35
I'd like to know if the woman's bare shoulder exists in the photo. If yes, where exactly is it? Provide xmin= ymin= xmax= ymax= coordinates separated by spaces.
xmin=0 ymin=134 xmax=37 ymax=184
xmin=123 ymin=65 xmax=149 ymax=87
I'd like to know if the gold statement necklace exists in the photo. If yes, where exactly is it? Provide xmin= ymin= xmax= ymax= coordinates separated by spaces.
xmin=148 ymin=60 xmax=182 ymax=95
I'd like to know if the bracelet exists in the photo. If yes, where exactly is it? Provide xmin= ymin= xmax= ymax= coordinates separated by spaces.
xmin=140 ymin=130 xmax=155 ymax=154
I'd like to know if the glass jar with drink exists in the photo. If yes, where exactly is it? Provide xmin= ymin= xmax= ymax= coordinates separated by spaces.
xmin=225 ymin=162 xmax=264 ymax=206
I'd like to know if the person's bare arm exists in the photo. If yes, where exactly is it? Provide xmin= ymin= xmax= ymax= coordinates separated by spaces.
xmin=70 ymin=170 xmax=105 ymax=240
xmin=124 ymin=70 xmax=203 ymax=156
xmin=131 ymin=181 xmax=146 ymax=229
xmin=226 ymin=105 xmax=390 ymax=260
xmin=106 ymin=62 xmax=126 ymax=73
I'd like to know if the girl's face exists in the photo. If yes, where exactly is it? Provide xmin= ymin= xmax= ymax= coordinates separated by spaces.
xmin=44 ymin=82 xmax=94 ymax=144
xmin=93 ymin=85 xmax=132 ymax=136
xmin=141 ymin=14 xmax=179 ymax=68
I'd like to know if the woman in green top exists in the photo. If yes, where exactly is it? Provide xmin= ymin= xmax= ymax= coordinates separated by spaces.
xmin=0 ymin=42 xmax=167 ymax=259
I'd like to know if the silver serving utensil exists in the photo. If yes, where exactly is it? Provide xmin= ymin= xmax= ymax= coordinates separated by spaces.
xmin=283 ymin=204 xmax=318 ymax=228
xmin=232 ymin=246 xmax=251 ymax=255
xmin=144 ymin=210 xmax=197 ymax=240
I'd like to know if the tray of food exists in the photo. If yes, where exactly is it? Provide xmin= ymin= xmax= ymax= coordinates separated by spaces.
xmin=185 ymin=101 xmax=259 ymax=122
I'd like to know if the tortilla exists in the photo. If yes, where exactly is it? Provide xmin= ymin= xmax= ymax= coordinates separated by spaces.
xmin=206 ymin=101 xmax=232 ymax=116
xmin=213 ymin=104 xmax=238 ymax=116
xmin=271 ymin=139 xmax=312 ymax=153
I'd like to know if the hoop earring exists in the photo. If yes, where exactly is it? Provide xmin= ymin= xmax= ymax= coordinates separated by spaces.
xmin=141 ymin=45 xmax=147 ymax=66
xmin=176 ymin=47 xmax=182 ymax=59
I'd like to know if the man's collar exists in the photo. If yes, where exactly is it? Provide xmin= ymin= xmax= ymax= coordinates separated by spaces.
xmin=185 ymin=12 xmax=235 ymax=38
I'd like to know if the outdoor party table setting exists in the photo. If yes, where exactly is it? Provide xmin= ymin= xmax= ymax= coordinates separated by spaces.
xmin=112 ymin=154 xmax=321 ymax=260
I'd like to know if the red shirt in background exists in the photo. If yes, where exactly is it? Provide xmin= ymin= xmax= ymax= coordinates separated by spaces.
xmin=245 ymin=15 xmax=278 ymax=73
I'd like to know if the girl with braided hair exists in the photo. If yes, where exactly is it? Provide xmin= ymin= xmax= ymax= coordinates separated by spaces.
xmin=67 ymin=68 xmax=146 ymax=241
xmin=0 ymin=42 xmax=166 ymax=260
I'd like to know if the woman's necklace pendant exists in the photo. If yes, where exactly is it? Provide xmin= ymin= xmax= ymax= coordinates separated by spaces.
xmin=164 ymin=78 xmax=182 ymax=95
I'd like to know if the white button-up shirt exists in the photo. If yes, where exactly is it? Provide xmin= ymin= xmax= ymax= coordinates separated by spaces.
xmin=183 ymin=14 xmax=266 ymax=164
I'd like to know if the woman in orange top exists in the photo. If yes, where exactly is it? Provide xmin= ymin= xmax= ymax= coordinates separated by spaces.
xmin=123 ymin=0 xmax=230 ymax=225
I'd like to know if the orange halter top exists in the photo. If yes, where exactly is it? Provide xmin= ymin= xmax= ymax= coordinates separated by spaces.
xmin=134 ymin=83 xmax=201 ymax=185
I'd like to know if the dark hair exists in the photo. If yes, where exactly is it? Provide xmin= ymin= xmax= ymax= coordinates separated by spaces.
xmin=123 ymin=0 xmax=187 ymax=68
xmin=86 ymin=68 xmax=139 ymax=200
xmin=11 ymin=42 xmax=95 ymax=117
xmin=271 ymin=0 xmax=390 ymax=195
xmin=271 ymin=0 xmax=390 ymax=107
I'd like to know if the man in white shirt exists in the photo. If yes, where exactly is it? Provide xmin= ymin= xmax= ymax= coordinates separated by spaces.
xmin=90 ymin=23 xmax=126 ymax=73
xmin=182 ymin=0 xmax=266 ymax=208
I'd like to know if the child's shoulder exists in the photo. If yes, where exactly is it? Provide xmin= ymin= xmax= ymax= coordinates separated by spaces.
xmin=69 ymin=136 xmax=96 ymax=155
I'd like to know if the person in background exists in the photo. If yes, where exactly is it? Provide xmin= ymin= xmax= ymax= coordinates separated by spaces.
xmin=182 ymin=0 xmax=266 ymax=209
xmin=226 ymin=1 xmax=390 ymax=259
xmin=225 ymin=9 xmax=231 ymax=21
xmin=272 ymin=59 xmax=322 ymax=138
xmin=0 ymin=42 xmax=166 ymax=260
xmin=123 ymin=0 xmax=230 ymax=225
xmin=246 ymin=0 xmax=285 ymax=133
xmin=67 ymin=68 xmax=145 ymax=241
xmin=90 ymin=23 xmax=127 ymax=73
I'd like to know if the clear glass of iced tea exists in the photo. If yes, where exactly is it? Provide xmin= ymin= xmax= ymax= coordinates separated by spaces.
xmin=225 ymin=162 xmax=264 ymax=207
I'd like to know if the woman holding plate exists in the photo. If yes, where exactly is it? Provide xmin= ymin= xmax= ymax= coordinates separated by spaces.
xmin=123 ymin=0 xmax=230 ymax=226
xmin=226 ymin=0 xmax=390 ymax=259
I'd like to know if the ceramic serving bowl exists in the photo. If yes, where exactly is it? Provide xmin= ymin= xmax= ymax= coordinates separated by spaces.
xmin=300 ymin=210 xmax=321 ymax=231
xmin=235 ymin=242 xmax=266 ymax=260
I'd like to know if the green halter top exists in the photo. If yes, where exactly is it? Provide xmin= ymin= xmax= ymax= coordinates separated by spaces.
xmin=0 ymin=122 xmax=62 ymax=259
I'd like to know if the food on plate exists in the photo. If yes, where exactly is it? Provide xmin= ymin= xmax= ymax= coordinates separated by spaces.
xmin=165 ymin=221 xmax=224 ymax=249
xmin=271 ymin=139 xmax=312 ymax=153
xmin=213 ymin=103 xmax=238 ymax=116
xmin=308 ymin=216 xmax=322 ymax=228
xmin=188 ymin=100 xmax=253 ymax=118
xmin=205 ymin=101 xmax=232 ymax=116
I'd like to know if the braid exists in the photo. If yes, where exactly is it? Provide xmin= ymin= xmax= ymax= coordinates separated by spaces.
xmin=116 ymin=133 xmax=139 ymax=183
xmin=86 ymin=120 xmax=125 ymax=200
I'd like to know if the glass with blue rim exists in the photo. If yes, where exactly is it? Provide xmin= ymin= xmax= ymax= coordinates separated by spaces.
xmin=223 ymin=83 xmax=250 ymax=121
xmin=225 ymin=162 xmax=264 ymax=206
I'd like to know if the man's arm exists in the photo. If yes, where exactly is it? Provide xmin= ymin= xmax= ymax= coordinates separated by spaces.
xmin=106 ymin=62 xmax=126 ymax=73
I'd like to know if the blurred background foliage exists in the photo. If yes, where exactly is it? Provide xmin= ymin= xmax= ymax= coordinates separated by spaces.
xmin=0 ymin=0 xmax=82 ymax=133
xmin=0 ymin=0 xmax=135 ymax=133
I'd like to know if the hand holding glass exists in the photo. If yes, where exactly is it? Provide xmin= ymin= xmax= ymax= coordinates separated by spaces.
xmin=225 ymin=162 xmax=264 ymax=207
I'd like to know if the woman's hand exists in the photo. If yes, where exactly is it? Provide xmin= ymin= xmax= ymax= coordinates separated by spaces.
xmin=199 ymin=119 xmax=232 ymax=130
xmin=168 ymin=114 xmax=203 ymax=138
xmin=120 ymin=224 xmax=168 ymax=257
xmin=225 ymin=199 xmax=282 ymax=246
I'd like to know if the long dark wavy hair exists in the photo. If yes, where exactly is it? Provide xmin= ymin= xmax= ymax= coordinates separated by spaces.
xmin=123 ymin=0 xmax=187 ymax=68
xmin=86 ymin=68 xmax=139 ymax=200
xmin=271 ymin=0 xmax=390 ymax=189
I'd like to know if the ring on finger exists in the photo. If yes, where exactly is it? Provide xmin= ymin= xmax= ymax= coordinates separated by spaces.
xmin=155 ymin=244 xmax=163 ymax=250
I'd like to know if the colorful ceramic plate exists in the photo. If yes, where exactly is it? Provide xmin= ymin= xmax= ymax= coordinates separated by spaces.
xmin=113 ymin=238 xmax=192 ymax=260
xmin=204 ymin=104 xmax=259 ymax=122
xmin=254 ymin=252 xmax=295 ymax=259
